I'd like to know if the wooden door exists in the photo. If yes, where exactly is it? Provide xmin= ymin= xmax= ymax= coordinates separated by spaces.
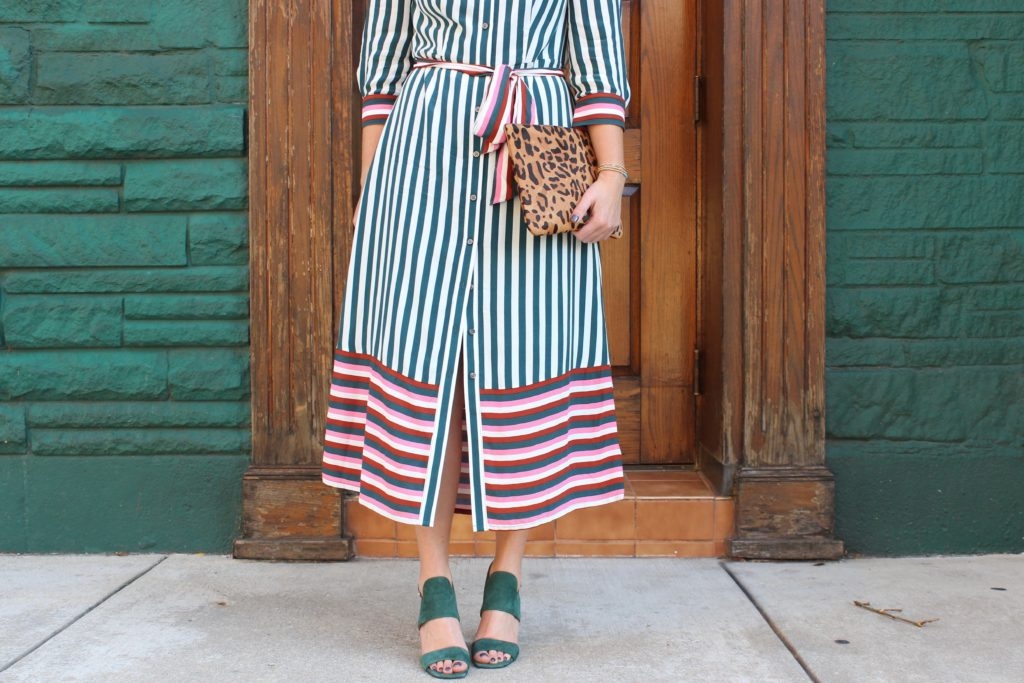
xmin=605 ymin=0 xmax=699 ymax=464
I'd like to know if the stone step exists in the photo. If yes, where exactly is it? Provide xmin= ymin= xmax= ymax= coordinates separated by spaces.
xmin=347 ymin=469 xmax=734 ymax=558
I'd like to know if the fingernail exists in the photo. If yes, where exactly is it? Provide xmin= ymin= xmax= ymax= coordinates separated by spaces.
xmin=570 ymin=214 xmax=581 ymax=223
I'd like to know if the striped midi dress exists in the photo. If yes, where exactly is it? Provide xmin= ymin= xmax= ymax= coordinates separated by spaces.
xmin=321 ymin=0 xmax=633 ymax=532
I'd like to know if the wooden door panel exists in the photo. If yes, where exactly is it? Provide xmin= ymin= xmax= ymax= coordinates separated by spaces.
xmin=602 ymin=0 xmax=698 ymax=464
xmin=602 ymin=190 xmax=641 ymax=370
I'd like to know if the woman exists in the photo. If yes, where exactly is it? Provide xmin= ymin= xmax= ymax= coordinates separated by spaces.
xmin=322 ymin=0 xmax=631 ymax=677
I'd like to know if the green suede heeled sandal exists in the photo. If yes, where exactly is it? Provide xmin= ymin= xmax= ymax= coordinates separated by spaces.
xmin=471 ymin=570 xmax=521 ymax=669
xmin=418 ymin=577 xmax=471 ymax=680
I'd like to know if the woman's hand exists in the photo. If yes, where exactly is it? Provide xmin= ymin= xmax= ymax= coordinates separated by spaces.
xmin=570 ymin=171 xmax=626 ymax=243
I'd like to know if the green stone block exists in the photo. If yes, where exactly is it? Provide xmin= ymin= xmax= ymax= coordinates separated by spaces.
xmin=214 ymin=49 xmax=248 ymax=77
xmin=215 ymin=76 xmax=248 ymax=104
xmin=123 ymin=320 xmax=249 ymax=347
xmin=827 ymin=148 xmax=983 ymax=176
xmin=828 ymin=14 xmax=1024 ymax=42
xmin=826 ymin=287 xmax=947 ymax=338
xmin=828 ymin=177 xmax=1024 ymax=230
xmin=0 ymin=456 xmax=26 ymax=551
xmin=972 ymin=41 xmax=1024 ymax=93
xmin=830 ymin=1 xmax=1024 ymax=18
xmin=22 ymin=455 xmax=249 ymax=553
xmin=828 ymin=444 xmax=1024 ymax=555
xmin=827 ymin=367 xmax=1024 ymax=442
xmin=31 ymin=428 xmax=251 ymax=456
xmin=0 ymin=28 xmax=31 ymax=104
xmin=0 ymin=215 xmax=187 ymax=267
xmin=938 ymin=231 xmax=1024 ymax=284
xmin=32 ymin=24 xmax=159 ymax=52
xmin=0 ymin=188 xmax=120 ymax=214
xmin=0 ymin=106 xmax=245 ymax=160
xmin=827 ymin=122 xmax=983 ymax=150
xmin=35 ymin=52 xmax=212 ymax=106
xmin=124 ymin=294 xmax=249 ymax=320
xmin=0 ymin=0 xmax=148 ymax=22
xmin=149 ymin=1 xmax=248 ymax=49
xmin=0 ymin=405 xmax=27 ymax=454
xmin=828 ymin=232 xmax=935 ymax=259
xmin=904 ymin=339 xmax=1024 ymax=366
xmin=826 ymin=258 xmax=935 ymax=286
xmin=28 ymin=401 xmax=251 ymax=429
xmin=124 ymin=159 xmax=247 ymax=212
xmin=168 ymin=349 xmax=250 ymax=401
xmin=962 ymin=312 xmax=1024 ymax=338
xmin=827 ymin=338 xmax=1024 ymax=368
xmin=985 ymin=123 xmax=1024 ymax=173
xmin=827 ymin=42 xmax=988 ymax=121
xmin=988 ymin=93 xmax=1024 ymax=119
xmin=2 ymin=295 xmax=123 ymax=348
xmin=189 ymin=213 xmax=249 ymax=265
xmin=2 ymin=266 xmax=248 ymax=294
xmin=0 ymin=350 xmax=168 ymax=401
xmin=0 ymin=161 xmax=122 ymax=186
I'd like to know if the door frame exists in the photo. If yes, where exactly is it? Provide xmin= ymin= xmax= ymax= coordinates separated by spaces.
xmin=236 ymin=0 xmax=843 ymax=561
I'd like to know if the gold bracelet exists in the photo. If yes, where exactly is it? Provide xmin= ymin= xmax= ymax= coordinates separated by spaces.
xmin=597 ymin=162 xmax=628 ymax=180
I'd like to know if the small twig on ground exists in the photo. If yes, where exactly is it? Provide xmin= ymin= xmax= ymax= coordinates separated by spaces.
xmin=853 ymin=600 xmax=940 ymax=627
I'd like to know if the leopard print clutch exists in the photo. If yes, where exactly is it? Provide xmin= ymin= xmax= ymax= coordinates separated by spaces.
xmin=504 ymin=123 xmax=622 ymax=239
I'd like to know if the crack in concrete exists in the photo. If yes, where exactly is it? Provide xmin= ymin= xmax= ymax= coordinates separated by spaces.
xmin=0 ymin=554 xmax=169 ymax=674
xmin=720 ymin=560 xmax=820 ymax=683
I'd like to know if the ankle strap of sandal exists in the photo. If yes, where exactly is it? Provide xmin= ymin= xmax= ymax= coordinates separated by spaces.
xmin=480 ymin=571 xmax=521 ymax=621
xmin=419 ymin=576 xmax=461 ymax=628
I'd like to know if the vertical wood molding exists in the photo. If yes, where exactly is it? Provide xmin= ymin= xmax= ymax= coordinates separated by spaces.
xmin=236 ymin=0 xmax=357 ymax=560
xmin=718 ymin=0 xmax=842 ymax=559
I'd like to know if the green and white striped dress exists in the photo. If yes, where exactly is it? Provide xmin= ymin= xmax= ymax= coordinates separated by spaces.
xmin=322 ymin=0 xmax=632 ymax=532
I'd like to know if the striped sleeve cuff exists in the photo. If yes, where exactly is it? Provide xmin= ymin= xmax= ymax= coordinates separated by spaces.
xmin=572 ymin=93 xmax=627 ymax=128
xmin=362 ymin=94 xmax=398 ymax=127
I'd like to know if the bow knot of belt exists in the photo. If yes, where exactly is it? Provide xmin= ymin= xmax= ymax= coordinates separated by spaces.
xmin=412 ymin=60 xmax=565 ymax=205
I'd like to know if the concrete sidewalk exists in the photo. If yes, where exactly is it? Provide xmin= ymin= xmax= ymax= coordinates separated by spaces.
xmin=0 ymin=554 xmax=1021 ymax=682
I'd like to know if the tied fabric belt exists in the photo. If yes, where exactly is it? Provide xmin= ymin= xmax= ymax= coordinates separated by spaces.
xmin=412 ymin=60 xmax=565 ymax=205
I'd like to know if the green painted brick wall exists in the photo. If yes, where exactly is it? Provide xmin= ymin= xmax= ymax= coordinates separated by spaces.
xmin=0 ymin=1 xmax=250 ymax=552
xmin=826 ymin=1 xmax=1024 ymax=554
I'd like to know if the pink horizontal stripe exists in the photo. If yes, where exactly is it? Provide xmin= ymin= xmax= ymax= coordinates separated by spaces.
xmin=483 ymin=446 xmax=622 ymax=482
xmin=357 ymin=495 xmax=421 ymax=524
xmin=367 ymin=369 xmax=438 ymax=409
xmin=360 ymin=469 xmax=426 ymax=503
xmin=486 ymin=490 xmax=625 ymax=530
xmin=322 ymin=473 xmax=358 ymax=489
xmin=574 ymin=104 xmax=625 ymax=120
xmin=322 ymin=451 xmax=362 ymax=468
xmin=332 ymin=356 xmax=439 ymax=409
xmin=479 ymin=377 xmax=612 ymax=412
xmin=329 ymin=387 xmax=370 ymax=401
xmin=327 ymin=408 xmax=370 ymax=424
xmin=481 ymin=401 xmax=616 ymax=435
xmin=364 ymin=422 xmax=432 ymax=457
xmin=485 ymin=469 xmax=622 ymax=506
xmin=365 ymin=405 xmax=435 ymax=435
xmin=361 ymin=448 xmax=429 ymax=482
xmin=323 ymin=432 xmax=363 ymax=448
xmin=482 ymin=424 xmax=619 ymax=459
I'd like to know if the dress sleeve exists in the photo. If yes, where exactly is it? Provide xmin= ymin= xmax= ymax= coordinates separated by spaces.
xmin=566 ymin=0 xmax=632 ymax=128
xmin=358 ymin=0 xmax=415 ymax=127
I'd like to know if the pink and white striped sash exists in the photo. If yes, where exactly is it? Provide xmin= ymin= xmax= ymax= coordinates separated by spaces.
xmin=412 ymin=60 xmax=565 ymax=205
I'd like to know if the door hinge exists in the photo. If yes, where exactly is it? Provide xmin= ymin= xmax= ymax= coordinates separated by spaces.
xmin=694 ymin=75 xmax=705 ymax=124
xmin=693 ymin=348 xmax=703 ymax=396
